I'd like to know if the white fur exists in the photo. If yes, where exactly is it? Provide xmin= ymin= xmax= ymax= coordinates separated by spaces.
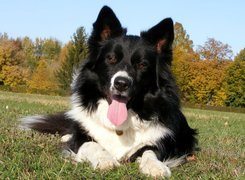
xmin=139 ymin=150 xmax=171 ymax=177
xmin=67 ymin=94 xmax=172 ymax=161
xmin=75 ymin=141 xmax=120 ymax=170
xmin=163 ymin=155 xmax=187 ymax=168
xmin=19 ymin=115 xmax=46 ymax=130
xmin=61 ymin=134 xmax=73 ymax=143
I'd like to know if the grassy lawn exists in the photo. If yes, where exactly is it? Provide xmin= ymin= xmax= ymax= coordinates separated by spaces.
xmin=0 ymin=91 xmax=244 ymax=179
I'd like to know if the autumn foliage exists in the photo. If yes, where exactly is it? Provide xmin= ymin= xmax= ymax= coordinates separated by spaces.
xmin=0 ymin=23 xmax=244 ymax=107
xmin=0 ymin=35 xmax=30 ymax=89
xmin=171 ymin=23 xmax=243 ymax=107
xmin=28 ymin=60 xmax=58 ymax=94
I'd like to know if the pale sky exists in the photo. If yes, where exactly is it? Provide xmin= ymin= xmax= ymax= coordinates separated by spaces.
xmin=0 ymin=0 xmax=244 ymax=56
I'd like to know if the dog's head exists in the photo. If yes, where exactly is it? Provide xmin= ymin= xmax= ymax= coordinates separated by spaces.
xmin=75 ymin=6 xmax=177 ymax=125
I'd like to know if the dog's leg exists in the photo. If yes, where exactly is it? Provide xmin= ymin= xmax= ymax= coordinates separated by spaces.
xmin=75 ymin=141 xmax=120 ymax=170
xmin=138 ymin=150 xmax=171 ymax=177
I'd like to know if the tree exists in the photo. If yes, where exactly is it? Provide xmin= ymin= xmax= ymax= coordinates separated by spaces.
xmin=224 ymin=48 xmax=245 ymax=107
xmin=197 ymin=38 xmax=233 ymax=61
xmin=59 ymin=42 xmax=73 ymax=63
xmin=28 ymin=59 xmax=58 ymax=93
xmin=56 ymin=27 xmax=88 ymax=91
xmin=234 ymin=48 xmax=245 ymax=62
xmin=42 ymin=38 xmax=61 ymax=62
xmin=0 ymin=33 xmax=9 ymax=42
xmin=1 ymin=65 xmax=29 ymax=88
xmin=188 ymin=60 xmax=230 ymax=106
xmin=172 ymin=22 xmax=198 ymax=101
xmin=173 ymin=22 xmax=194 ymax=53
xmin=21 ymin=37 xmax=36 ymax=70
xmin=34 ymin=38 xmax=44 ymax=60
xmin=0 ymin=37 xmax=29 ymax=87
xmin=31 ymin=38 xmax=62 ymax=63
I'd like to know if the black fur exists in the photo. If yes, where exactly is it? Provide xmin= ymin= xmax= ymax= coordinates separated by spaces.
xmin=21 ymin=6 xmax=197 ymax=166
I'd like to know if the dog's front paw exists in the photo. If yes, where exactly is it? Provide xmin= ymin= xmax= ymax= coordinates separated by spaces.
xmin=139 ymin=150 xmax=171 ymax=177
xmin=75 ymin=142 xmax=120 ymax=170
xmin=95 ymin=152 xmax=120 ymax=170
xmin=140 ymin=158 xmax=171 ymax=177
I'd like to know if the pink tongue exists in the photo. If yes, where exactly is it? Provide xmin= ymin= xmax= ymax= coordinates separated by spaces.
xmin=107 ymin=98 xmax=128 ymax=126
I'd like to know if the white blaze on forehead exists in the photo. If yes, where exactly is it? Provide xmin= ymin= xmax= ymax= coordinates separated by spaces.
xmin=110 ymin=71 xmax=132 ymax=90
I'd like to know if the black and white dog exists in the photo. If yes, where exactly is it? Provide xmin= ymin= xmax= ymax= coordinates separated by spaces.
xmin=20 ymin=6 xmax=197 ymax=177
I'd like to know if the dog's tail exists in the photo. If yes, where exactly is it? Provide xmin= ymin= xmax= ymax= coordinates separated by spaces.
xmin=19 ymin=112 xmax=74 ymax=136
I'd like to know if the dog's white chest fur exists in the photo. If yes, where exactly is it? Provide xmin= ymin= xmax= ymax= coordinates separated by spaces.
xmin=67 ymin=97 xmax=172 ymax=160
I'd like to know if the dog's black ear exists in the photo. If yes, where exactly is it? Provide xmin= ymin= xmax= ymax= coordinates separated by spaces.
xmin=90 ymin=6 xmax=125 ymax=42
xmin=141 ymin=18 xmax=174 ymax=53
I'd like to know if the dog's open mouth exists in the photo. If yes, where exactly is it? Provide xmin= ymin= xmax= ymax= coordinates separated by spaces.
xmin=107 ymin=95 xmax=129 ymax=126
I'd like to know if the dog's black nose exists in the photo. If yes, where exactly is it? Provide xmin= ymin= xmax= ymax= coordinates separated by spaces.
xmin=114 ymin=77 xmax=131 ymax=92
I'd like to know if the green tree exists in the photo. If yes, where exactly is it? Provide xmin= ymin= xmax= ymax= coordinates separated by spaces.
xmin=21 ymin=37 xmax=36 ymax=70
xmin=234 ymin=48 xmax=245 ymax=62
xmin=224 ymin=48 xmax=245 ymax=107
xmin=173 ymin=22 xmax=194 ymax=53
xmin=56 ymin=27 xmax=88 ymax=91
xmin=34 ymin=38 xmax=44 ymax=60
xmin=32 ymin=38 xmax=61 ymax=62
xmin=42 ymin=38 xmax=61 ymax=62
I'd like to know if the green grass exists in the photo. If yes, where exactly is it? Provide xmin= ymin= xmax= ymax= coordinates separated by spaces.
xmin=0 ymin=91 xmax=244 ymax=179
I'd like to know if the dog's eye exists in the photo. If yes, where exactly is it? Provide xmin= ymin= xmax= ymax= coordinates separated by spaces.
xmin=136 ymin=61 xmax=148 ymax=70
xmin=106 ymin=55 xmax=117 ymax=65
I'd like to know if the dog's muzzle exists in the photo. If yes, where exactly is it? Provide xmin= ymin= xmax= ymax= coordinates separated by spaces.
xmin=110 ymin=71 xmax=133 ymax=97
xmin=108 ymin=71 xmax=133 ymax=126
xmin=114 ymin=76 xmax=132 ymax=92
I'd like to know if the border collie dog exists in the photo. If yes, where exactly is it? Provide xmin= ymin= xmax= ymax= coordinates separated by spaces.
xmin=21 ymin=6 xmax=197 ymax=177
